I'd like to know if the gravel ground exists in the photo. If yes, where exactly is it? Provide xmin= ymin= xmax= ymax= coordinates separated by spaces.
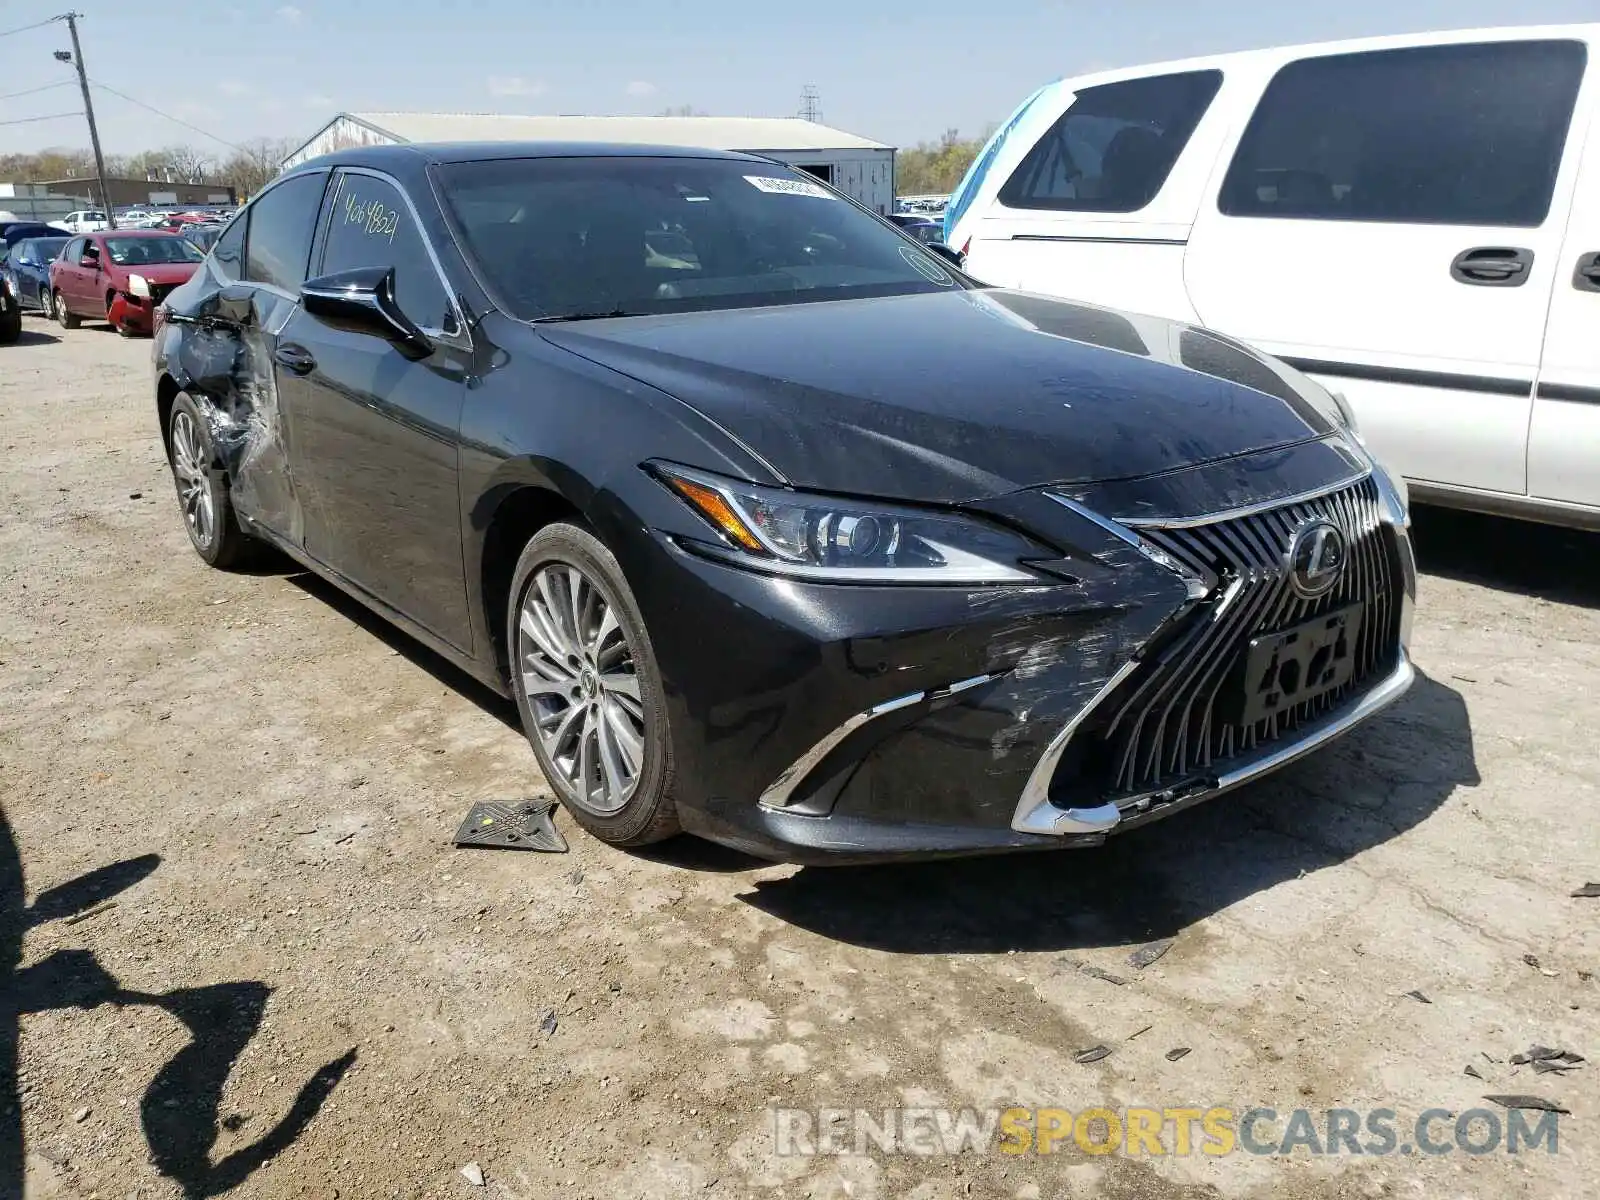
xmin=2 ymin=315 xmax=1598 ymax=1200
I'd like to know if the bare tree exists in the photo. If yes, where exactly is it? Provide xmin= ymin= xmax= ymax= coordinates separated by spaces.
xmin=218 ymin=137 xmax=297 ymax=199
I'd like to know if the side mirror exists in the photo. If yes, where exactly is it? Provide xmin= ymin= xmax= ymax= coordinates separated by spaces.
xmin=926 ymin=242 xmax=965 ymax=270
xmin=301 ymin=266 xmax=432 ymax=358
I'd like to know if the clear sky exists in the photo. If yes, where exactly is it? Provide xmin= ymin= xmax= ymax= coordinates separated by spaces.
xmin=2 ymin=0 xmax=1597 ymax=158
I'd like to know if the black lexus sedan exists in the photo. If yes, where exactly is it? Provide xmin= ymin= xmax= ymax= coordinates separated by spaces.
xmin=152 ymin=142 xmax=1416 ymax=863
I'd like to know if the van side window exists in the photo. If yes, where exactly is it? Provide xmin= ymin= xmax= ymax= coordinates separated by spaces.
xmin=997 ymin=71 xmax=1222 ymax=213
xmin=1219 ymin=40 xmax=1587 ymax=227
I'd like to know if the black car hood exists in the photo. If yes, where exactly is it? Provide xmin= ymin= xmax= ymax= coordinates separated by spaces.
xmin=539 ymin=288 xmax=1339 ymax=502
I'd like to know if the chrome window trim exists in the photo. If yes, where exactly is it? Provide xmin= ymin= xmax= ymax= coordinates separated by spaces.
xmin=758 ymin=674 xmax=996 ymax=811
xmin=318 ymin=165 xmax=470 ymax=345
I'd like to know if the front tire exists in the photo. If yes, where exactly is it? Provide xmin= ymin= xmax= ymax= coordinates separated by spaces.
xmin=508 ymin=523 xmax=678 ymax=847
xmin=167 ymin=391 xmax=252 ymax=568
xmin=54 ymin=292 xmax=79 ymax=329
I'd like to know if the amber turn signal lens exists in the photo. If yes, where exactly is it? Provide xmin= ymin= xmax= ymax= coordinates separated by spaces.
xmin=665 ymin=475 xmax=767 ymax=554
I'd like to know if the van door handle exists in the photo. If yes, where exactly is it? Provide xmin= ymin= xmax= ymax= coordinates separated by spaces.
xmin=1451 ymin=247 xmax=1533 ymax=286
xmin=1575 ymin=252 xmax=1600 ymax=293
xmin=274 ymin=343 xmax=317 ymax=375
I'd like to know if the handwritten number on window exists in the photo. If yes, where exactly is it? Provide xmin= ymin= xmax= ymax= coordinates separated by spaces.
xmin=343 ymin=191 xmax=399 ymax=243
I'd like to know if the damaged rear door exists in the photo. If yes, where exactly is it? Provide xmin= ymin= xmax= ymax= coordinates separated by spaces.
xmin=274 ymin=168 xmax=474 ymax=652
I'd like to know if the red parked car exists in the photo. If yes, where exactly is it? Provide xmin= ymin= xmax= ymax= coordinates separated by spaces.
xmin=49 ymin=230 xmax=204 ymax=336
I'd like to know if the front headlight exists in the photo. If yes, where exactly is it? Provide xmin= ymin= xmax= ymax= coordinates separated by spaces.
xmin=128 ymin=274 xmax=150 ymax=298
xmin=654 ymin=463 xmax=1047 ymax=584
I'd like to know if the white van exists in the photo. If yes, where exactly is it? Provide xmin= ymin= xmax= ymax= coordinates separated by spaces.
xmin=948 ymin=25 xmax=1600 ymax=530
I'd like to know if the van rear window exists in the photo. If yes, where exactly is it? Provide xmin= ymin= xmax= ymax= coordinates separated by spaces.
xmin=1219 ymin=40 xmax=1587 ymax=228
xmin=997 ymin=70 xmax=1222 ymax=214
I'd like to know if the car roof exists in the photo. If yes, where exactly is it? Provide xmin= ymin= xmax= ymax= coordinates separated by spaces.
xmin=94 ymin=228 xmax=188 ymax=238
xmin=289 ymin=140 xmax=767 ymax=173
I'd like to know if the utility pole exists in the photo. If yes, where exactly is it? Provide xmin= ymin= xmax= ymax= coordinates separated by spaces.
xmin=55 ymin=12 xmax=116 ymax=230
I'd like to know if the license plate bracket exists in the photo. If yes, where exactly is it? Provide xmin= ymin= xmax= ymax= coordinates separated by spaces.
xmin=1227 ymin=603 xmax=1364 ymax=728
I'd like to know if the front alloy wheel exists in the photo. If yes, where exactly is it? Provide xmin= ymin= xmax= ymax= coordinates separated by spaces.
xmin=519 ymin=562 xmax=646 ymax=814
xmin=508 ymin=523 xmax=677 ymax=846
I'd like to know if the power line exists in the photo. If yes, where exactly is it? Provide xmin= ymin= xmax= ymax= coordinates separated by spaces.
xmin=88 ymin=79 xmax=245 ymax=151
xmin=0 ymin=111 xmax=80 ymax=126
xmin=0 ymin=80 xmax=75 ymax=101
xmin=0 ymin=16 xmax=58 ymax=40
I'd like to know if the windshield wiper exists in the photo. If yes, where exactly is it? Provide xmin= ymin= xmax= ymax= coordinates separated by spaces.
xmin=530 ymin=309 xmax=641 ymax=324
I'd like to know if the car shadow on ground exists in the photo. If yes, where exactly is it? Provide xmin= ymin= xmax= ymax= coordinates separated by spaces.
xmin=1411 ymin=504 xmax=1600 ymax=609
xmin=8 ymin=328 xmax=59 ymax=348
xmin=283 ymin=568 xmax=522 ymax=731
xmin=0 ymin=808 xmax=354 ymax=1200
xmin=737 ymin=670 xmax=1475 ymax=954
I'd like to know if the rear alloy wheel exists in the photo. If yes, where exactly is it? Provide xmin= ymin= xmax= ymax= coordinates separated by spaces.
xmin=167 ymin=391 xmax=252 ymax=568
xmin=508 ymin=524 xmax=678 ymax=846
xmin=54 ymin=292 xmax=79 ymax=329
xmin=39 ymin=289 xmax=55 ymax=320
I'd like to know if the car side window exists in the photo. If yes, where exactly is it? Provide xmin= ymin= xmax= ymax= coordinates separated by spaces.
xmin=212 ymin=215 xmax=245 ymax=281
xmin=61 ymin=237 xmax=83 ymax=263
xmin=242 ymin=172 xmax=328 ymax=293
xmin=77 ymin=240 xmax=99 ymax=265
xmin=1219 ymin=40 xmax=1588 ymax=227
xmin=998 ymin=70 xmax=1223 ymax=213
xmin=318 ymin=173 xmax=453 ymax=330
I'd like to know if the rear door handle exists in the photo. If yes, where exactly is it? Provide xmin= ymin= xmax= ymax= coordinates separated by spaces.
xmin=274 ymin=343 xmax=317 ymax=375
xmin=1451 ymin=247 xmax=1533 ymax=287
xmin=1575 ymin=251 xmax=1600 ymax=293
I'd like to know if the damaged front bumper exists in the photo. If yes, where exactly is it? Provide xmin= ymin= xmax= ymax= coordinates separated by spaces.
xmin=638 ymin=455 xmax=1416 ymax=865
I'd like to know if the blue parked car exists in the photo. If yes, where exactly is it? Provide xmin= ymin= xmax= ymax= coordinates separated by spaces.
xmin=2 ymin=235 xmax=70 ymax=317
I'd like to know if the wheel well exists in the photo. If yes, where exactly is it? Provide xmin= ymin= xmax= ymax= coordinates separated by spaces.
xmin=480 ymin=487 xmax=583 ymax=682
xmin=156 ymin=374 xmax=180 ymax=456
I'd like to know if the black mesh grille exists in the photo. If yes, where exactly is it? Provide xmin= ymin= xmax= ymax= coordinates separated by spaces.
xmin=1084 ymin=476 xmax=1400 ymax=799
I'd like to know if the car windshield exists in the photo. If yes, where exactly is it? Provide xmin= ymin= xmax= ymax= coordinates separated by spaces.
xmin=103 ymin=236 xmax=205 ymax=265
xmin=438 ymin=156 xmax=964 ymax=320
xmin=21 ymin=238 xmax=68 ymax=263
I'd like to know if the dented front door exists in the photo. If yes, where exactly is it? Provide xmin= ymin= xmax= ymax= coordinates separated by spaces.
xmin=173 ymin=284 xmax=304 ymax=545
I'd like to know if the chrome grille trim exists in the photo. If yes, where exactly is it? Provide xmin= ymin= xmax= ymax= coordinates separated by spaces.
xmin=1094 ymin=474 xmax=1398 ymax=798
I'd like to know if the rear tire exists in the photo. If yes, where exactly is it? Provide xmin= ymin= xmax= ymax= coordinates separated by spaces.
xmin=54 ymin=293 xmax=79 ymax=329
xmin=0 ymin=308 xmax=19 ymax=345
xmin=166 ymin=391 xmax=253 ymax=569
xmin=507 ymin=523 xmax=679 ymax=847
xmin=39 ymin=289 xmax=55 ymax=320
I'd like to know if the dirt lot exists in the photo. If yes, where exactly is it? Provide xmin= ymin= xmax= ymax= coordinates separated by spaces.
xmin=2 ymin=314 xmax=1598 ymax=1200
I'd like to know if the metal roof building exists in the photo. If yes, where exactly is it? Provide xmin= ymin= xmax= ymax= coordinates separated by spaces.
xmin=282 ymin=113 xmax=896 ymax=213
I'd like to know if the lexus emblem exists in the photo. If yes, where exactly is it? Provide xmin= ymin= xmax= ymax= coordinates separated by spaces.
xmin=1287 ymin=519 xmax=1347 ymax=599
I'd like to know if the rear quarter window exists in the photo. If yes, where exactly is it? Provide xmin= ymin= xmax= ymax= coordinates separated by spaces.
xmin=998 ymin=70 xmax=1223 ymax=213
xmin=1219 ymin=40 xmax=1588 ymax=227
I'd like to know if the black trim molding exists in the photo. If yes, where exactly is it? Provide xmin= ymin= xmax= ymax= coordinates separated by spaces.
xmin=1281 ymin=356 xmax=1532 ymax=397
xmin=1009 ymin=234 xmax=1188 ymax=246
xmin=1536 ymin=382 xmax=1600 ymax=406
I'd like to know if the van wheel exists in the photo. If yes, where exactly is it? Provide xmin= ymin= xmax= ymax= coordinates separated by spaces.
xmin=54 ymin=293 xmax=79 ymax=329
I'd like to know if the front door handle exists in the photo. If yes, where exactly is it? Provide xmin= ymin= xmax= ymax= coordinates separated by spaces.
xmin=274 ymin=343 xmax=317 ymax=375
xmin=1451 ymin=247 xmax=1533 ymax=287
xmin=1575 ymin=251 xmax=1600 ymax=294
